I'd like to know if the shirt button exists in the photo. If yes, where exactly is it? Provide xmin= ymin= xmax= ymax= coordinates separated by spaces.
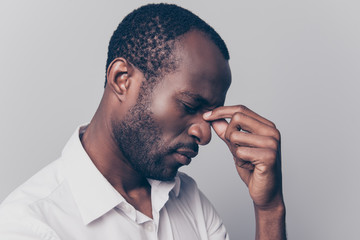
xmin=144 ymin=221 xmax=155 ymax=232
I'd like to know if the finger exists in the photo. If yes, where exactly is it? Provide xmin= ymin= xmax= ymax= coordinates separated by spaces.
xmin=234 ymin=161 xmax=252 ymax=186
xmin=203 ymin=105 xmax=275 ymax=128
xmin=226 ymin=131 xmax=279 ymax=150
xmin=234 ymin=146 xmax=277 ymax=167
xmin=225 ymin=112 xmax=280 ymax=140
xmin=234 ymin=158 xmax=255 ymax=172
xmin=210 ymin=119 xmax=229 ymax=143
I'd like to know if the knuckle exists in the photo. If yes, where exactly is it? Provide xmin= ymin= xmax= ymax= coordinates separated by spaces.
xmin=269 ymin=128 xmax=281 ymax=140
xmin=232 ymin=112 xmax=243 ymax=122
xmin=258 ymin=149 xmax=277 ymax=164
xmin=237 ymin=105 xmax=248 ymax=113
xmin=268 ymin=120 xmax=276 ymax=128
xmin=235 ymin=147 xmax=244 ymax=159
xmin=265 ymin=149 xmax=277 ymax=163
xmin=228 ymin=131 xmax=239 ymax=143
xmin=224 ymin=128 xmax=231 ymax=142
xmin=267 ymin=137 xmax=279 ymax=150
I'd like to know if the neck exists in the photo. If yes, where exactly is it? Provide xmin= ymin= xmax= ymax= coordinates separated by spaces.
xmin=81 ymin=95 xmax=150 ymax=196
xmin=80 ymin=89 xmax=154 ymax=219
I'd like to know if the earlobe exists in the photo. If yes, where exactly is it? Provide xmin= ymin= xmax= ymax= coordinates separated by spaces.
xmin=106 ymin=58 xmax=133 ymax=101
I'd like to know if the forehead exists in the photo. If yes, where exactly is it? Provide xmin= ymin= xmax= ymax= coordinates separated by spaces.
xmin=160 ymin=30 xmax=231 ymax=106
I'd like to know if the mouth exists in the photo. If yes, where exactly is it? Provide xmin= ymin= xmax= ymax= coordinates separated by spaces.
xmin=174 ymin=148 xmax=198 ymax=165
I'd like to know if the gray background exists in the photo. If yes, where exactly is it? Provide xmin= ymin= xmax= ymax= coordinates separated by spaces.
xmin=1 ymin=0 xmax=359 ymax=239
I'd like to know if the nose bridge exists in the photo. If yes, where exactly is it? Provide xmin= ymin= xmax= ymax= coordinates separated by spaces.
xmin=188 ymin=115 xmax=212 ymax=145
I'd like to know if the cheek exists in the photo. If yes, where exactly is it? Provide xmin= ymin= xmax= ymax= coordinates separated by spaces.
xmin=150 ymin=97 xmax=186 ymax=136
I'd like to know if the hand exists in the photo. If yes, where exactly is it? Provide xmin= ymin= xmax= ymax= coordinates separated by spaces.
xmin=203 ymin=105 xmax=284 ymax=210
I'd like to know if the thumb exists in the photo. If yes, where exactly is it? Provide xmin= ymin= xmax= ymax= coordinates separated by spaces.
xmin=211 ymin=119 xmax=229 ymax=143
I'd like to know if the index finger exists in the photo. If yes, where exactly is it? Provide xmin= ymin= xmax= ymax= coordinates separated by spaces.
xmin=203 ymin=105 xmax=276 ymax=128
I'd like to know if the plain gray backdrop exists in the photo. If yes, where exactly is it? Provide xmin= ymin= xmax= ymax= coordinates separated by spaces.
xmin=1 ymin=0 xmax=359 ymax=239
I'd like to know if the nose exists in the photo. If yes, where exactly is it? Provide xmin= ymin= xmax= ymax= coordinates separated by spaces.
xmin=187 ymin=116 xmax=212 ymax=145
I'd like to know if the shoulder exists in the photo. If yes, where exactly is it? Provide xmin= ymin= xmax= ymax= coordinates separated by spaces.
xmin=0 ymin=159 xmax=65 ymax=239
xmin=0 ymin=159 xmax=66 ymax=218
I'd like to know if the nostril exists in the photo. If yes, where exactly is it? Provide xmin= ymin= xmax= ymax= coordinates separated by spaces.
xmin=187 ymin=124 xmax=202 ymax=145
xmin=192 ymin=135 xmax=201 ymax=144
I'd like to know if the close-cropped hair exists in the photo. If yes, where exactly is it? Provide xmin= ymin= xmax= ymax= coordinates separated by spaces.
xmin=105 ymin=3 xmax=230 ymax=87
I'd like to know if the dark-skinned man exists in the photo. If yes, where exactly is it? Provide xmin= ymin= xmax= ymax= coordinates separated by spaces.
xmin=0 ymin=3 xmax=286 ymax=240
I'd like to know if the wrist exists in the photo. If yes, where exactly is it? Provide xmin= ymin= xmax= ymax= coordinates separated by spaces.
xmin=254 ymin=195 xmax=285 ymax=212
xmin=254 ymin=200 xmax=287 ymax=240
xmin=254 ymin=201 xmax=286 ymax=222
xmin=253 ymin=191 xmax=285 ymax=211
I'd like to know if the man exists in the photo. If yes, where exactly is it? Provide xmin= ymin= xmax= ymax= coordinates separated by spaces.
xmin=0 ymin=3 xmax=286 ymax=240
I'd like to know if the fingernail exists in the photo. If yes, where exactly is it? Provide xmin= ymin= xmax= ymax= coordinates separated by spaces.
xmin=203 ymin=111 xmax=212 ymax=119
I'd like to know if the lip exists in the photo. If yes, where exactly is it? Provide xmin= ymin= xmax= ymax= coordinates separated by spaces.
xmin=173 ymin=149 xmax=198 ymax=165
xmin=176 ymin=149 xmax=198 ymax=159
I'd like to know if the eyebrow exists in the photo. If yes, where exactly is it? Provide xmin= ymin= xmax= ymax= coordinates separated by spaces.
xmin=178 ymin=91 xmax=211 ymax=106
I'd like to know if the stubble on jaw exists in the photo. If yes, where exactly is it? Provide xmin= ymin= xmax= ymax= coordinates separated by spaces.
xmin=111 ymin=79 xmax=180 ymax=181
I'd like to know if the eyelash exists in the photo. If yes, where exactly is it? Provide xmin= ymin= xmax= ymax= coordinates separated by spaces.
xmin=182 ymin=103 xmax=198 ymax=114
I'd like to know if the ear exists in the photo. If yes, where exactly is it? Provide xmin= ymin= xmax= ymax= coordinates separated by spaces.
xmin=106 ymin=58 xmax=134 ymax=102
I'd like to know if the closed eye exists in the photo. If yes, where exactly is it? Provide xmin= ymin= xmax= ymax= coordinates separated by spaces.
xmin=182 ymin=103 xmax=198 ymax=114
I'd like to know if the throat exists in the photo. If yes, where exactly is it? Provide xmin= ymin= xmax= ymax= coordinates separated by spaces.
xmin=122 ymin=186 xmax=153 ymax=219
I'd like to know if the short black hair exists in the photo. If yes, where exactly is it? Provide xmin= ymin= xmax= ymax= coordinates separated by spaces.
xmin=105 ymin=3 xmax=229 ymax=87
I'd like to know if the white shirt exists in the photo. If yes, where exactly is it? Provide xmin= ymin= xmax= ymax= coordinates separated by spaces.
xmin=0 ymin=127 xmax=229 ymax=240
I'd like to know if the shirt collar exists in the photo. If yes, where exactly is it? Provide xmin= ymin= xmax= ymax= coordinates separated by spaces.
xmin=61 ymin=126 xmax=181 ymax=225
xmin=148 ymin=176 xmax=181 ymax=213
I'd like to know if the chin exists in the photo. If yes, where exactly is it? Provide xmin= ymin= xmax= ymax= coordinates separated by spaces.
xmin=146 ymin=168 xmax=178 ymax=181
